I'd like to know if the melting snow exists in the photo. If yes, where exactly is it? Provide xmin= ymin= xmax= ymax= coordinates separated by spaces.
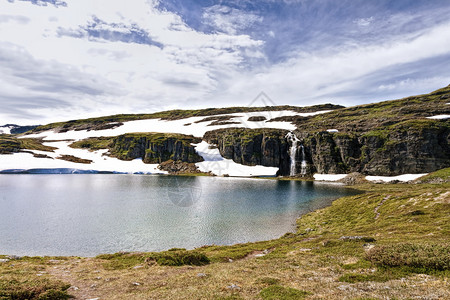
xmin=23 ymin=110 xmax=332 ymax=140
xmin=0 ymin=140 xmax=165 ymax=174
xmin=194 ymin=141 xmax=279 ymax=177
xmin=0 ymin=126 xmax=13 ymax=134
xmin=313 ymin=174 xmax=348 ymax=181
xmin=426 ymin=115 xmax=450 ymax=120
xmin=365 ymin=174 xmax=427 ymax=182
xmin=2 ymin=110 xmax=333 ymax=174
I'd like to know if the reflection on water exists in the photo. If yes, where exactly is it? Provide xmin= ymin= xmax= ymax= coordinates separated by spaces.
xmin=0 ymin=175 xmax=358 ymax=256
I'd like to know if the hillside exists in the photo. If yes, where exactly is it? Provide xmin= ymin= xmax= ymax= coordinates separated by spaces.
xmin=0 ymin=86 xmax=449 ymax=178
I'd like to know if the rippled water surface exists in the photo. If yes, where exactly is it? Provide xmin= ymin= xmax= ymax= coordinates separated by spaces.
xmin=0 ymin=175 xmax=358 ymax=256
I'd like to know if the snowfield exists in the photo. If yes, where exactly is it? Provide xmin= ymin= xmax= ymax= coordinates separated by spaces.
xmin=365 ymin=174 xmax=428 ymax=182
xmin=24 ymin=110 xmax=325 ymax=140
xmin=313 ymin=174 xmax=348 ymax=181
xmin=194 ymin=141 xmax=279 ymax=177
xmin=3 ymin=110 xmax=330 ymax=176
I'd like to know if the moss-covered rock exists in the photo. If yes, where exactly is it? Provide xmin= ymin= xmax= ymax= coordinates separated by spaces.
xmin=71 ymin=133 xmax=203 ymax=165
xmin=203 ymin=128 xmax=290 ymax=175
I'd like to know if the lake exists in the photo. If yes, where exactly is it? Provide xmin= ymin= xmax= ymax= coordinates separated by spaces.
xmin=0 ymin=175 xmax=358 ymax=256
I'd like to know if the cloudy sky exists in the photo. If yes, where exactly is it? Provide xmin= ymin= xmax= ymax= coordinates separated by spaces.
xmin=1 ymin=0 xmax=450 ymax=125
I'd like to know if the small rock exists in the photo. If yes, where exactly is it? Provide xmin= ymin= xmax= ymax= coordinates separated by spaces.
xmin=7 ymin=255 xmax=21 ymax=260
xmin=340 ymin=236 xmax=376 ymax=243
xmin=90 ymin=284 xmax=97 ymax=288
xmin=197 ymin=273 xmax=207 ymax=278
xmin=337 ymin=285 xmax=356 ymax=292
xmin=226 ymin=284 xmax=241 ymax=291
xmin=363 ymin=243 xmax=376 ymax=251
xmin=255 ymin=249 xmax=270 ymax=257
xmin=69 ymin=286 xmax=79 ymax=291
xmin=228 ymin=258 xmax=233 ymax=263
xmin=0 ymin=259 xmax=10 ymax=263
xmin=48 ymin=259 xmax=61 ymax=264
xmin=95 ymin=276 xmax=102 ymax=280
xmin=132 ymin=282 xmax=141 ymax=286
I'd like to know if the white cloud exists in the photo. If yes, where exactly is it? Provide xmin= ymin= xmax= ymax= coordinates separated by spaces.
xmin=0 ymin=0 xmax=264 ymax=124
xmin=202 ymin=5 xmax=263 ymax=35
xmin=0 ymin=0 xmax=449 ymax=125
xmin=204 ymin=20 xmax=450 ymax=106
xmin=354 ymin=17 xmax=374 ymax=27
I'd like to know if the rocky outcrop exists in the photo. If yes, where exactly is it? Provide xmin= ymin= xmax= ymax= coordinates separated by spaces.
xmin=0 ymin=137 xmax=21 ymax=154
xmin=110 ymin=133 xmax=203 ymax=164
xmin=203 ymin=128 xmax=291 ymax=175
xmin=298 ymin=119 xmax=450 ymax=176
xmin=201 ymin=119 xmax=449 ymax=177
xmin=158 ymin=160 xmax=204 ymax=175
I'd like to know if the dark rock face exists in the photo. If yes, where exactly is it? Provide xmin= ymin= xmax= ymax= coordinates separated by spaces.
xmin=110 ymin=133 xmax=203 ymax=164
xmin=203 ymin=128 xmax=291 ymax=175
xmin=158 ymin=160 xmax=203 ymax=175
xmin=202 ymin=119 xmax=449 ymax=176
xmin=301 ymin=120 xmax=450 ymax=176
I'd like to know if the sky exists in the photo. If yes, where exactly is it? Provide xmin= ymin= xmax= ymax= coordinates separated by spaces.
xmin=0 ymin=0 xmax=450 ymax=125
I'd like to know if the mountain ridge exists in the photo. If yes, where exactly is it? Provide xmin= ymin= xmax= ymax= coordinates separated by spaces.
xmin=1 ymin=86 xmax=449 ymax=178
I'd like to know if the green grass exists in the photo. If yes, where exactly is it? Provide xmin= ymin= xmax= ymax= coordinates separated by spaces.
xmin=367 ymin=243 xmax=450 ymax=270
xmin=0 ymin=136 xmax=56 ymax=154
xmin=259 ymin=285 xmax=311 ymax=300
xmin=97 ymin=249 xmax=210 ymax=270
xmin=69 ymin=137 xmax=113 ymax=151
xmin=0 ymin=278 xmax=72 ymax=300
xmin=294 ymin=85 xmax=450 ymax=134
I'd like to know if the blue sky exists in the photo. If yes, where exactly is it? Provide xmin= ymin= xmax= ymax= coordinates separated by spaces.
xmin=0 ymin=0 xmax=449 ymax=124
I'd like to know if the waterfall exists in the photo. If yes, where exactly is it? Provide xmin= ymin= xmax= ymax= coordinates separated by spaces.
xmin=300 ymin=145 xmax=307 ymax=175
xmin=286 ymin=132 xmax=299 ymax=176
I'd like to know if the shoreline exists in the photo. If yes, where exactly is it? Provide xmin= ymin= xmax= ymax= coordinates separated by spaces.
xmin=1 ymin=170 xmax=448 ymax=299
xmin=0 ymin=175 xmax=361 ymax=258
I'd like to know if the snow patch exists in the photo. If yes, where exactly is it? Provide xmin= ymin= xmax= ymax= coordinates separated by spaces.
xmin=327 ymin=129 xmax=339 ymax=133
xmin=365 ymin=174 xmax=427 ymax=182
xmin=23 ymin=110 xmax=331 ymax=140
xmin=313 ymin=174 xmax=348 ymax=181
xmin=0 ymin=125 xmax=13 ymax=134
xmin=0 ymin=141 xmax=165 ymax=174
xmin=5 ymin=109 xmax=333 ymax=175
xmin=426 ymin=115 xmax=450 ymax=119
xmin=194 ymin=141 xmax=278 ymax=177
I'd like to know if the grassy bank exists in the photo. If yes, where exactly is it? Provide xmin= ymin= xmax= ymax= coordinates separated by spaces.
xmin=1 ymin=169 xmax=449 ymax=299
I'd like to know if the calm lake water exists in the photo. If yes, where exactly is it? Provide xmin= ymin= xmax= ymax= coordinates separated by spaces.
xmin=0 ymin=175 xmax=358 ymax=256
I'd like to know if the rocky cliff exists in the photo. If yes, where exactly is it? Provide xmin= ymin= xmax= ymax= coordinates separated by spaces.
xmin=110 ymin=133 xmax=204 ymax=164
xmin=297 ymin=119 xmax=450 ymax=175
xmin=203 ymin=128 xmax=291 ymax=175
xmin=71 ymin=133 xmax=204 ymax=165
xmin=200 ymin=85 xmax=450 ymax=176
xmin=201 ymin=119 xmax=449 ymax=176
